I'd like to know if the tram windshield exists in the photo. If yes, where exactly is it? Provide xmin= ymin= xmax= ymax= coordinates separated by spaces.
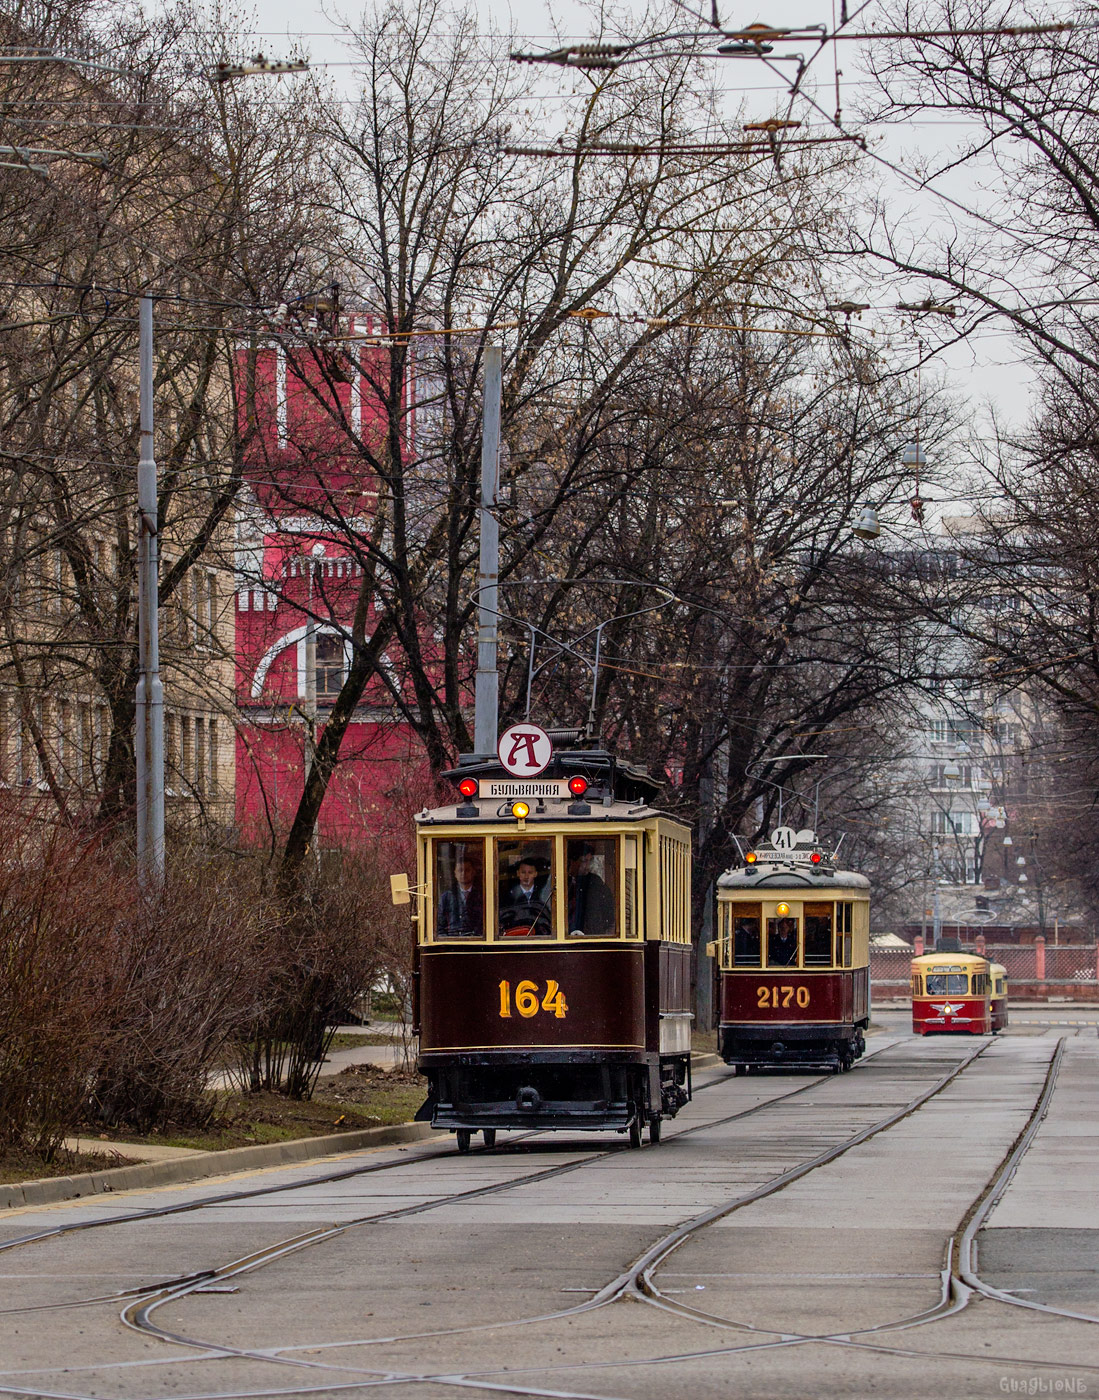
xmin=733 ymin=911 xmax=762 ymax=966
xmin=566 ymin=837 xmax=617 ymax=936
xmin=434 ymin=839 xmax=487 ymax=939
xmin=925 ymin=973 xmax=969 ymax=994
xmin=497 ymin=839 xmax=555 ymax=938
xmin=803 ymin=905 xmax=832 ymax=967
xmin=766 ymin=917 xmax=799 ymax=967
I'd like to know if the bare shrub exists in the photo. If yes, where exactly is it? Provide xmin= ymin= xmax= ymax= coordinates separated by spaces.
xmin=232 ymin=848 xmax=400 ymax=1099
xmin=0 ymin=805 xmax=132 ymax=1159
xmin=85 ymin=851 xmax=272 ymax=1133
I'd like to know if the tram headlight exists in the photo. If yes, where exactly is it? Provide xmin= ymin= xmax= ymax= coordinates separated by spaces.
xmin=568 ymin=776 xmax=589 ymax=797
xmin=776 ymin=902 xmax=791 ymax=916
xmin=810 ymin=851 xmax=822 ymax=865
xmin=458 ymin=777 xmax=478 ymax=799
xmin=745 ymin=851 xmax=758 ymax=864
xmin=511 ymin=800 xmax=530 ymax=820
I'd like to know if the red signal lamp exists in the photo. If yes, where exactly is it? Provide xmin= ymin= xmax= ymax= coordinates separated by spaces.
xmin=810 ymin=851 xmax=822 ymax=865
xmin=745 ymin=851 xmax=758 ymax=864
xmin=568 ymin=776 xmax=589 ymax=797
xmin=457 ymin=778 xmax=478 ymax=799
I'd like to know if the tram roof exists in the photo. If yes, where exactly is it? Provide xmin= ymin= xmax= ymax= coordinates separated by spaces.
xmin=717 ymin=866 xmax=870 ymax=891
xmin=419 ymin=742 xmax=677 ymax=827
xmin=911 ymin=950 xmax=990 ymax=967
xmin=444 ymin=741 xmax=663 ymax=803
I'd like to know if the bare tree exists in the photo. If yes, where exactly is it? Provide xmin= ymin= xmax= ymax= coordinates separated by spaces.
xmin=235 ymin=0 xmax=878 ymax=888
xmin=0 ymin=0 xmax=330 ymax=832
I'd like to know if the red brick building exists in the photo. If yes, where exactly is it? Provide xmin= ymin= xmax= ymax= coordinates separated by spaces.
xmin=233 ymin=322 xmax=427 ymax=848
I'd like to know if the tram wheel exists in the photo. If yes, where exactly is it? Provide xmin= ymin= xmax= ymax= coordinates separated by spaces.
xmin=456 ymin=1129 xmax=472 ymax=1154
xmin=628 ymin=1117 xmax=643 ymax=1150
xmin=482 ymin=1129 xmax=497 ymax=1149
xmin=648 ymin=1117 xmax=662 ymax=1145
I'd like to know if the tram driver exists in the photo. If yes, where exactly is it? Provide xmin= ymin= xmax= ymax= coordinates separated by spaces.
xmin=767 ymin=916 xmax=799 ymax=967
xmin=499 ymin=852 xmax=553 ymax=936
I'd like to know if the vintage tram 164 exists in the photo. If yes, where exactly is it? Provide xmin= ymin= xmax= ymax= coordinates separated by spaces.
xmin=393 ymin=739 xmax=694 ymax=1150
xmin=710 ymin=829 xmax=870 ymax=1072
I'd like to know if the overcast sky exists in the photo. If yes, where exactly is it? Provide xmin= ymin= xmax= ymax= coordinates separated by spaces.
xmin=217 ymin=0 xmax=1041 ymax=488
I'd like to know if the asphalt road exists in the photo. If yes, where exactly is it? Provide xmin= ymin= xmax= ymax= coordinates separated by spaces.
xmin=1 ymin=1010 xmax=1096 ymax=1400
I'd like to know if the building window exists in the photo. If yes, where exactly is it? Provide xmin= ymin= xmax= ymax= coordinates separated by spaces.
xmin=181 ymin=715 xmax=193 ymax=789
xmin=316 ymin=634 xmax=346 ymax=697
xmin=207 ymin=718 xmax=217 ymax=795
xmin=193 ymin=716 xmax=206 ymax=794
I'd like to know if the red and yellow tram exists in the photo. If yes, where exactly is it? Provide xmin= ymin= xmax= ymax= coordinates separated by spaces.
xmin=990 ymin=962 xmax=1009 ymax=1033
xmin=394 ymin=739 xmax=694 ymax=1149
xmin=910 ymin=950 xmax=992 ymax=1035
xmin=711 ymin=831 xmax=871 ymax=1072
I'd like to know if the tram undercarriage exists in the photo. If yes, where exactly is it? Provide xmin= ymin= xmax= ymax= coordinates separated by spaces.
xmin=719 ymin=1022 xmax=867 ymax=1073
xmin=417 ymin=1051 xmax=691 ymax=1138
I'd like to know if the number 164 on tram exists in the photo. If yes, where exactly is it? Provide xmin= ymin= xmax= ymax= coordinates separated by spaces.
xmin=392 ymin=739 xmax=695 ymax=1150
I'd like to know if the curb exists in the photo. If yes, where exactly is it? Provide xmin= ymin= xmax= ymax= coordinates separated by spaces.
xmin=1 ymin=1121 xmax=435 ymax=1213
xmin=4 ymin=1049 xmax=727 ymax=1212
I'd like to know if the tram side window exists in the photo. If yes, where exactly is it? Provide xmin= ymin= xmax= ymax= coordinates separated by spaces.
xmin=497 ymin=838 xmax=555 ymax=938
xmin=835 ymin=902 xmax=853 ymax=968
xmin=925 ymin=973 xmax=968 ymax=994
xmin=912 ymin=974 xmax=923 ymax=996
xmin=567 ymin=837 xmax=617 ymax=936
xmin=803 ymin=904 xmax=833 ymax=967
xmin=433 ymin=839 xmax=487 ymax=940
xmin=733 ymin=905 xmax=762 ymax=967
xmin=623 ymin=837 xmax=640 ymax=938
xmin=766 ymin=915 xmax=799 ymax=968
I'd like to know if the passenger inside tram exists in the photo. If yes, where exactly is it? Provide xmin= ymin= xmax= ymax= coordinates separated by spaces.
xmin=734 ymin=913 xmax=762 ymax=966
xmin=435 ymin=841 xmax=485 ymax=938
xmin=566 ymin=839 xmax=616 ymax=936
xmin=803 ymin=908 xmax=833 ymax=967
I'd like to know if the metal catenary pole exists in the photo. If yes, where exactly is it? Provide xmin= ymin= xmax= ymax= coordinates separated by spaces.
xmin=135 ymin=294 xmax=165 ymax=889
xmin=474 ymin=344 xmax=501 ymax=757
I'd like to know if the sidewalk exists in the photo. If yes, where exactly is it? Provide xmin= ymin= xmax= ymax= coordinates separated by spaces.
xmin=318 ymin=1022 xmax=415 ymax=1077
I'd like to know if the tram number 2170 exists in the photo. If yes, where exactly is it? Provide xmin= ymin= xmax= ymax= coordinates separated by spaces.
xmin=499 ymin=979 xmax=568 ymax=1020
xmin=757 ymin=985 xmax=810 ymax=1009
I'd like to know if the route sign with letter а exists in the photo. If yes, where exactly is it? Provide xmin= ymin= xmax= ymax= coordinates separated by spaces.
xmin=498 ymin=722 xmax=553 ymax=778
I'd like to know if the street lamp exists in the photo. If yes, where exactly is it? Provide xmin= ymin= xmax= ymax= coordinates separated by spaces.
xmin=852 ymin=504 xmax=880 ymax=540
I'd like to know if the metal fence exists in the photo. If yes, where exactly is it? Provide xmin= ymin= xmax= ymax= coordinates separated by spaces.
xmin=871 ymin=942 xmax=1099 ymax=992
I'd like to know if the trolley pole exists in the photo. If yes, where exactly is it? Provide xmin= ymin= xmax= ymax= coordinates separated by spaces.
xmin=474 ymin=344 xmax=501 ymax=758
xmin=135 ymin=294 xmax=165 ymax=891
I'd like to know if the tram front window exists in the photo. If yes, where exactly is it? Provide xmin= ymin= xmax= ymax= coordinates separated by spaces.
xmin=766 ymin=917 xmax=799 ymax=967
xmin=566 ymin=837 xmax=617 ymax=936
xmin=498 ymin=839 xmax=554 ymax=937
xmin=733 ymin=910 xmax=762 ymax=967
xmin=925 ymin=973 xmax=968 ymax=995
xmin=803 ymin=905 xmax=833 ymax=967
xmin=434 ymin=839 xmax=487 ymax=939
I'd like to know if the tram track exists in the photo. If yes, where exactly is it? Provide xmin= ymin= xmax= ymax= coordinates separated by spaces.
xmin=1 ymin=1034 xmax=1073 ymax=1400
xmin=0 ymin=1050 xmax=894 ymax=1319
xmin=109 ymin=1042 xmax=994 ymax=1375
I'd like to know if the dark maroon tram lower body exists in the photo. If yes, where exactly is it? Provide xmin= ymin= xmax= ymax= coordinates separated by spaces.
xmin=415 ymin=942 xmax=692 ymax=1138
xmin=718 ymin=968 xmax=870 ymax=1072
